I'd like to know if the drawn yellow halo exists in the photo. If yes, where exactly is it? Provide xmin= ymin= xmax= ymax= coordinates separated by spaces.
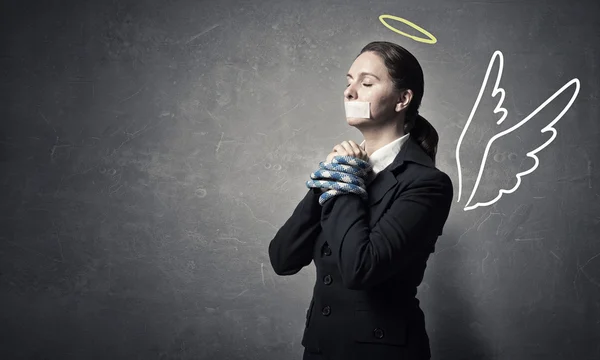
xmin=378 ymin=15 xmax=437 ymax=44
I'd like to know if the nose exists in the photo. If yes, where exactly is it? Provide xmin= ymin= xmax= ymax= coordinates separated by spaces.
xmin=344 ymin=84 xmax=356 ymax=100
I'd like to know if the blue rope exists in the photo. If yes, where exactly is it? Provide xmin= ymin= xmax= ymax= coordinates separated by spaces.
xmin=306 ymin=155 xmax=373 ymax=205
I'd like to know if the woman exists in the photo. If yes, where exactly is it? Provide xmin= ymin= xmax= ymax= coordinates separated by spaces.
xmin=268 ymin=41 xmax=453 ymax=360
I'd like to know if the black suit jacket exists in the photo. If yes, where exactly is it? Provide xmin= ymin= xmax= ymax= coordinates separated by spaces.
xmin=268 ymin=136 xmax=454 ymax=360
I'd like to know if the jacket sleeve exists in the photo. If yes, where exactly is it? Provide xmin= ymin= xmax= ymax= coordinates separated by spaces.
xmin=320 ymin=171 xmax=453 ymax=290
xmin=268 ymin=188 xmax=323 ymax=275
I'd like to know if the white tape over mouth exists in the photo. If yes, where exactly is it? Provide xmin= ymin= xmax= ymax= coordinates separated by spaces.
xmin=344 ymin=101 xmax=370 ymax=118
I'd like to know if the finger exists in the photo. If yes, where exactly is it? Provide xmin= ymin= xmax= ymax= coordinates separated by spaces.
xmin=326 ymin=152 xmax=336 ymax=162
xmin=356 ymin=147 xmax=368 ymax=160
xmin=361 ymin=149 xmax=369 ymax=160
xmin=332 ymin=144 xmax=348 ymax=156
xmin=340 ymin=141 xmax=356 ymax=157
xmin=347 ymin=140 xmax=362 ymax=157
xmin=349 ymin=141 xmax=368 ymax=160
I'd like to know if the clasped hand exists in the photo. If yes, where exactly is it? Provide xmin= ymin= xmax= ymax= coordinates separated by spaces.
xmin=305 ymin=140 xmax=372 ymax=204
xmin=326 ymin=140 xmax=369 ymax=163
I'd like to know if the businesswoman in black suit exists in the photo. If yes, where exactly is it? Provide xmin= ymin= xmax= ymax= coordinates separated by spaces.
xmin=268 ymin=41 xmax=453 ymax=360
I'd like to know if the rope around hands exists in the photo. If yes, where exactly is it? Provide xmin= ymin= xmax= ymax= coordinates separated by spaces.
xmin=305 ymin=155 xmax=373 ymax=205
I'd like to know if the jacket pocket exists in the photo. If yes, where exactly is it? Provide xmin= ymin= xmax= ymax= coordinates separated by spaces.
xmin=352 ymin=309 xmax=408 ymax=346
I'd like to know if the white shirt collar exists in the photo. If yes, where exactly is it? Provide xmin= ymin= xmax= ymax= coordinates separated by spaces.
xmin=360 ymin=133 xmax=410 ymax=175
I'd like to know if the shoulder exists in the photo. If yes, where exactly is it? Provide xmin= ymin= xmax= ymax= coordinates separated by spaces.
xmin=400 ymin=162 xmax=453 ymax=187
xmin=396 ymin=163 xmax=454 ymax=200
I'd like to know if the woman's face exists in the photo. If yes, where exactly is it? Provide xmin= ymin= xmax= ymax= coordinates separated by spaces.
xmin=344 ymin=51 xmax=401 ymax=128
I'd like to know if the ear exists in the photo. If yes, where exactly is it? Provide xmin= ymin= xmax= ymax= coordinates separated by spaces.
xmin=395 ymin=89 xmax=413 ymax=112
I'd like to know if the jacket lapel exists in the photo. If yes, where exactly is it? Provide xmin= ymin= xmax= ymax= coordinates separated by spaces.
xmin=366 ymin=136 xmax=435 ymax=207
xmin=366 ymin=170 xmax=397 ymax=207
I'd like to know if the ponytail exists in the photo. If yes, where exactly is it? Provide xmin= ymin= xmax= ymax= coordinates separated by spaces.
xmin=403 ymin=113 xmax=438 ymax=165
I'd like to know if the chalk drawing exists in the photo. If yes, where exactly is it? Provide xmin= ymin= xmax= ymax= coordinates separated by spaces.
xmin=456 ymin=50 xmax=580 ymax=211
xmin=378 ymin=15 xmax=437 ymax=44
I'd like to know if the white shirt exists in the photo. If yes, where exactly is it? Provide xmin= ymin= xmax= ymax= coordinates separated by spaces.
xmin=360 ymin=133 xmax=410 ymax=183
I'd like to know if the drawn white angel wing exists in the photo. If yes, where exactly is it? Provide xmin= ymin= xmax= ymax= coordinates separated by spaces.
xmin=456 ymin=50 xmax=580 ymax=212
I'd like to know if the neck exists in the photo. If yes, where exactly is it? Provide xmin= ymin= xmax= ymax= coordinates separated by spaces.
xmin=359 ymin=121 xmax=405 ymax=157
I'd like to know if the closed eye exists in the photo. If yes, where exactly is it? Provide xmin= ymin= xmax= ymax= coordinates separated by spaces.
xmin=346 ymin=83 xmax=373 ymax=87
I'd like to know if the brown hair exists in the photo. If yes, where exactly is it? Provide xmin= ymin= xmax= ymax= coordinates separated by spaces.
xmin=358 ymin=41 xmax=439 ymax=164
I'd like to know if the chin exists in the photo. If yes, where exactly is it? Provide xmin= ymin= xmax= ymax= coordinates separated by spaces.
xmin=346 ymin=117 xmax=370 ymax=127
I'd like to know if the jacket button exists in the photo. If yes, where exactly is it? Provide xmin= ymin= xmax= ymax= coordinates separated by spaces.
xmin=322 ymin=244 xmax=332 ymax=256
xmin=373 ymin=328 xmax=384 ymax=339
xmin=323 ymin=275 xmax=332 ymax=285
xmin=322 ymin=305 xmax=331 ymax=316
